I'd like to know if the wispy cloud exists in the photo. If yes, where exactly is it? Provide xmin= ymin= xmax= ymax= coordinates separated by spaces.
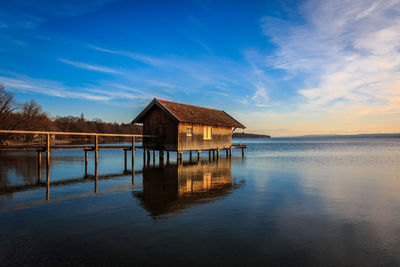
xmin=261 ymin=0 xmax=400 ymax=117
xmin=0 ymin=72 xmax=152 ymax=103
xmin=0 ymin=0 xmax=115 ymax=29
xmin=0 ymin=74 xmax=111 ymax=101
xmin=252 ymin=84 xmax=269 ymax=107
xmin=59 ymin=58 xmax=122 ymax=74
xmin=88 ymin=45 xmax=166 ymax=67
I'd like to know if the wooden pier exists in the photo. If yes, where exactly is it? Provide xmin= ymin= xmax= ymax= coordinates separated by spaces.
xmin=0 ymin=130 xmax=246 ymax=198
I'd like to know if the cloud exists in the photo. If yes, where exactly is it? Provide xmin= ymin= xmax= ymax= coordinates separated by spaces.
xmin=59 ymin=58 xmax=122 ymax=74
xmin=88 ymin=45 xmax=166 ymax=67
xmin=0 ymin=75 xmax=110 ymax=101
xmin=0 ymin=0 xmax=115 ymax=29
xmin=261 ymin=0 xmax=400 ymax=117
xmin=0 ymin=73 xmax=152 ymax=102
xmin=252 ymin=84 xmax=269 ymax=107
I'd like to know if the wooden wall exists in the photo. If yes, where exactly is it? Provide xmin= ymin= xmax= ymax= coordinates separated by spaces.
xmin=143 ymin=105 xmax=178 ymax=150
xmin=178 ymin=122 xmax=232 ymax=151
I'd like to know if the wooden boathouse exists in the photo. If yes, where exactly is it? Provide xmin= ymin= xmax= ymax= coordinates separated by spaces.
xmin=132 ymin=98 xmax=246 ymax=161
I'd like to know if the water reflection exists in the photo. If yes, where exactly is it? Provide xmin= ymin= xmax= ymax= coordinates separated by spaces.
xmin=134 ymin=158 xmax=243 ymax=219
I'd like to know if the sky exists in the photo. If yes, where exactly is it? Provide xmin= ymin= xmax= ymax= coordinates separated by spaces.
xmin=0 ymin=0 xmax=399 ymax=136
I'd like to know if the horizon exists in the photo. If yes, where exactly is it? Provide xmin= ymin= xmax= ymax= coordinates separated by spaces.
xmin=1 ymin=0 xmax=399 ymax=137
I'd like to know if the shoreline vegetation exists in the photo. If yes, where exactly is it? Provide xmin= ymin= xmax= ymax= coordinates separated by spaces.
xmin=0 ymin=85 xmax=141 ymax=145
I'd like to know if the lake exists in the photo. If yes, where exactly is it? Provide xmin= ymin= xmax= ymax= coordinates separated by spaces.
xmin=1 ymin=137 xmax=400 ymax=266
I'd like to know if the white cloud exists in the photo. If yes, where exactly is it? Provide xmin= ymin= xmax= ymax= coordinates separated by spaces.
xmin=251 ymin=84 xmax=269 ymax=107
xmin=261 ymin=0 xmax=400 ymax=116
xmin=59 ymin=58 xmax=122 ymax=74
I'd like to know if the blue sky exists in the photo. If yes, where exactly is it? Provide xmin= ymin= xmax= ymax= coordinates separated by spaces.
xmin=0 ymin=0 xmax=399 ymax=136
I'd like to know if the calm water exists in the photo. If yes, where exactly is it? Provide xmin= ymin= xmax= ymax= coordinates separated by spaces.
xmin=1 ymin=137 xmax=400 ymax=266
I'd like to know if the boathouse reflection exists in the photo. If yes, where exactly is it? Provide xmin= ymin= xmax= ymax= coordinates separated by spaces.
xmin=134 ymin=158 xmax=243 ymax=219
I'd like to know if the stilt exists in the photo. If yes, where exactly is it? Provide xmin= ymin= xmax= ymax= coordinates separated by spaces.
xmin=46 ymin=164 xmax=50 ymax=201
xmin=197 ymin=150 xmax=201 ymax=161
xmin=177 ymin=151 xmax=183 ymax=162
xmin=212 ymin=150 xmax=215 ymax=159
xmin=167 ymin=151 xmax=170 ymax=163
xmin=229 ymin=148 xmax=232 ymax=157
xmin=37 ymin=151 xmax=41 ymax=183
xmin=153 ymin=150 xmax=156 ymax=165
xmin=208 ymin=150 xmax=211 ymax=160
xmin=159 ymin=150 xmax=164 ymax=163
xmin=242 ymin=147 xmax=245 ymax=157
xmin=147 ymin=150 xmax=150 ymax=163
xmin=46 ymin=133 xmax=50 ymax=170
xmin=95 ymin=135 xmax=98 ymax=174
xmin=94 ymin=169 xmax=98 ymax=193
xmin=124 ymin=149 xmax=127 ymax=171
xmin=143 ymin=148 xmax=146 ymax=165
xmin=84 ymin=150 xmax=88 ymax=176
xmin=131 ymin=136 xmax=135 ymax=171
xmin=216 ymin=148 xmax=220 ymax=160
xmin=189 ymin=150 xmax=192 ymax=161
xmin=226 ymin=149 xmax=228 ymax=157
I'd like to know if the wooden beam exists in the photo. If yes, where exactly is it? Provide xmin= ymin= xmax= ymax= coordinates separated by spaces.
xmin=37 ymin=151 xmax=41 ymax=183
xmin=0 ymin=129 xmax=152 ymax=138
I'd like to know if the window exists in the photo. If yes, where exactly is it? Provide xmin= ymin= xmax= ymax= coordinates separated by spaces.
xmin=203 ymin=126 xmax=212 ymax=140
xmin=186 ymin=126 xmax=193 ymax=136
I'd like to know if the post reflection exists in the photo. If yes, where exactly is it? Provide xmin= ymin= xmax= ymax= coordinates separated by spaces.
xmin=134 ymin=158 xmax=243 ymax=219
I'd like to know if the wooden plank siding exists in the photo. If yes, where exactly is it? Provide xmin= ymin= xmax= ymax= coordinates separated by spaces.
xmin=143 ymin=105 xmax=178 ymax=150
xmin=178 ymin=122 xmax=232 ymax=151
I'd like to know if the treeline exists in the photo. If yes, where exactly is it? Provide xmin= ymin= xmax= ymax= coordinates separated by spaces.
xmin=0 ymin=85 xmax=142 ymax=144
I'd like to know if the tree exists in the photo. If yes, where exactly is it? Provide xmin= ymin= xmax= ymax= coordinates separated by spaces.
xmin=0 ymin=85 xmax=21 ymax=144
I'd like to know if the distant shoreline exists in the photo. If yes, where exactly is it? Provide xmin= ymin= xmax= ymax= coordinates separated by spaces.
xmin=232 ymin=133 xmax=271 ymax=138
xmin=274 ymin=133 xmax=400 ymax=138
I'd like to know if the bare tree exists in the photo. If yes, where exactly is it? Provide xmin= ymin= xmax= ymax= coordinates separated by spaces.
xmin=0 ymin=85 xmax=22 ymax=144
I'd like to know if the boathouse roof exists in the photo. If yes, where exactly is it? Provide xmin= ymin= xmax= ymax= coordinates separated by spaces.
xmin=132 ymin=98 xmax=245 ymax=128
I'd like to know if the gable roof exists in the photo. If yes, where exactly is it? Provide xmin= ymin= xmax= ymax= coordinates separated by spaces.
xmin=132 ymin=98 xmax=245 ymax=128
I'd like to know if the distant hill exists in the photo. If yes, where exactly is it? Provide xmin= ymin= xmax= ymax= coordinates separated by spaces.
xmin=281 ymin=133 xmax=400 ymax=138
xmin=232 ymin=132 xmax=271 ymax=138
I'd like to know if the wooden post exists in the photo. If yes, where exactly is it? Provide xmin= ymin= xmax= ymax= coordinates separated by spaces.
xmin=189 ymin=150 xmax=192 ymax=161
xmin=229 ymin=147 xmax=232 ymax=157
xmin=242 ymin=147 xmax=245 ymax=157
xmin=197 ymin=150 xmax=201 ymax=161
xmin=177 ymin=151 xmax=183 ymax=162
xmin=95 ymin=135 xmax=98 ymax=174
xmin=159 ymin=150 xmax=164 ymax=163
xmin=208 ymin=150 xmax=211 ymax=160
xmin=84 ymin=150 xmax=88 ymax=176
xmin=143 ymin=148 xmax=146 ymax=166
xmin=46 ymin=133 xmax=50 ymax=169
xmin=94 ymin=171 xmax=98 ymax=193
xmin=37 ymin=151 xmax=41 ymax=183
xmin=124 ymin=149 xmax=127 ymax=171
xmin=216 ymin=148 xmax=220 ymax=160
xmin=167 ymin=151 xmax=170 ymax=163
xmin=46 ymin=162 xmax=50 ymax=201
xmin=131 ymin=136 xmax=135 ymax=171
xmin=212 ymin=150 xmax=215 ymax=159
xmin=226 ymin=149 xmax=228 ymax=157
xmin=152 ymin=150 xmax=156 ymax=165
xmin=147 ymin=149 xmax=150 ymax=163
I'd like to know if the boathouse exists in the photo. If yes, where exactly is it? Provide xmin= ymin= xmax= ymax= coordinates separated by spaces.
xmin=132 ymin=99 xmax=245 ymax=158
